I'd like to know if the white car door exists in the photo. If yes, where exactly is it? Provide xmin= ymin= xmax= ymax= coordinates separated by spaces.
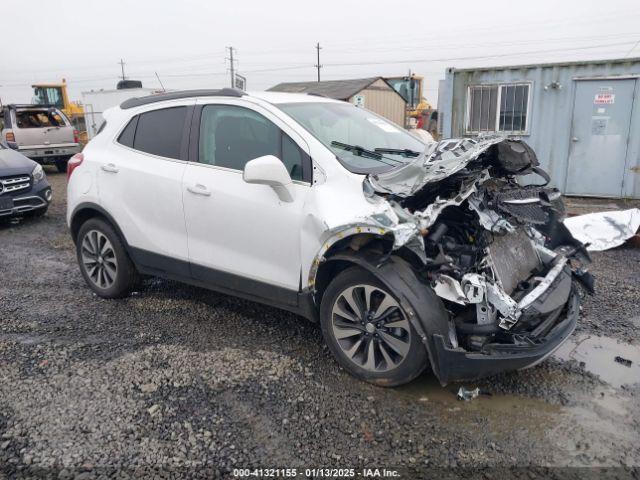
xmin=182 ymin=100 xmax=312 ymax=304
xmin=98 ymin=103 xmax=192 ymax=269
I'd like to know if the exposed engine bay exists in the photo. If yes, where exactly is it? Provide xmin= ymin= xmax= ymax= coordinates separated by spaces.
xmin=322 ymin=137 xmax=595 ymax=367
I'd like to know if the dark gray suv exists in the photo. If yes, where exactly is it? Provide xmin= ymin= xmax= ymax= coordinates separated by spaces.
xmin=0 ymin=143 xmax=52 ymax=219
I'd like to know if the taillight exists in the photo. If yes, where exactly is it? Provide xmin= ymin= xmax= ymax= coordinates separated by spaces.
xmin=73 ymin=129 xmax=79 ymax=143
xmin=5 ymin=131 xmax=15 ymax=142
xmin=67 ymin=153 xmax=84 ymax=180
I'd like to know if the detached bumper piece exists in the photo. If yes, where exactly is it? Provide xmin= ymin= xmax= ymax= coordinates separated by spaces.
xmin=430 ymin=286 xmax=580 ymax=384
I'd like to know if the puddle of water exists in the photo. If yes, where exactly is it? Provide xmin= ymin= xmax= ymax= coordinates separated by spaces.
xmin=553 ymin=334 xmax=640 ymax=388
xmin=396 ymin=374 xmax=459 ymax=404
xmin=396 ymin=373 xmax=559 ymax=415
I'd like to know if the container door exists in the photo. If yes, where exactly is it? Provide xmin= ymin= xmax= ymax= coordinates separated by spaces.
xmin=565 ymin=79 xmax=636 ymax=197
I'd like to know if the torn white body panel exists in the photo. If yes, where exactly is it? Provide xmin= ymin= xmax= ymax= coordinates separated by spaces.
xmin=563 ymin=208 xmax=640 ymax=251
xmin=368 ymin=137 xmax=505 ymax=197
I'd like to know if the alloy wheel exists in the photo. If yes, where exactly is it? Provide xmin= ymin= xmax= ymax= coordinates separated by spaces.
xmin=331 ymin=284 xmax=411 ymax=372
xmin=81 ymin=229 xmax=118 ymax=289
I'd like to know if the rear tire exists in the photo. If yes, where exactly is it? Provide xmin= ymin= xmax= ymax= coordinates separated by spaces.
xmin=55 ymin=158 xmax=68 ymax=173
xmin=76 ymin=218 xmax=139 ymax=298
xmin=320 ymin=266 xmax=428 ymax=387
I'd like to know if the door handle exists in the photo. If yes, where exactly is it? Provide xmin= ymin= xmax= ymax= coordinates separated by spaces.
xmin=571 ymin=137 xmax=579 ymax=142
xmin=187 ymin=184 xmax=211 ymax=196
xmin=101 ymin=163 xmax=119 ymax=173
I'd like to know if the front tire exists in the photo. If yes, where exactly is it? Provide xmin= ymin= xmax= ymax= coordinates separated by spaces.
xmin=76 ymin=218 xmax=139 ymax=298
xmin=320 ymin=266 xmax=428 ymax=387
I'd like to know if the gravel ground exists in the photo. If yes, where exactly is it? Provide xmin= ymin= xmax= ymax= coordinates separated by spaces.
xmin=1 ymin=170 xmax=639 ymax=478
xmin=578 ymin=247 xmax=640 ymax=343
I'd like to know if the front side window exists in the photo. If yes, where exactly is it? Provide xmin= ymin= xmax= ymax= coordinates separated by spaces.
xmin=117 ymin=107 xmax=186 ymax=159
xmin=279 ymin=102 xmax=426 ymax=174
xmin=198 ymin=104 xmax=307 ymax=181
xmin=467 ymin=83 xmax=530 ymax=134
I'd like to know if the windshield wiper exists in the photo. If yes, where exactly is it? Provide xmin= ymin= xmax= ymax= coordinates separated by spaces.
xmin=330 ymin=141 xmax=403 ymax=166
xmin=373 ymin=147 xmax=421 ymax=158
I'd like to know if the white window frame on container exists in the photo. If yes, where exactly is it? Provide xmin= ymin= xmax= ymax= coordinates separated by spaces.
xmin=465 ymin=82 xmax=532 ymax=135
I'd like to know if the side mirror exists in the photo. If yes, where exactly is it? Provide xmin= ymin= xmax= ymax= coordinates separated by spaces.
xmin=243 ymin=155 xmax=295 ymax=202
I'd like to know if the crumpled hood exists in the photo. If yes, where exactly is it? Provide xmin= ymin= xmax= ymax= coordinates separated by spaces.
xmin=0 ymin=147 xmax=37 ymax=176
xmin=368 ymin=136 xmax=540 ymax=197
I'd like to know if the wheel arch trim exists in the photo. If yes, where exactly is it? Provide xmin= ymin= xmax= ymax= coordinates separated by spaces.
xmin=69 ymin=202 xmax=129 ymax=248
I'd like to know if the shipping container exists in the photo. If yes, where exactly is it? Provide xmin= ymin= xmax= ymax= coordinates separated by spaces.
xmin=438 ymin=57 xmax=640 ymax=198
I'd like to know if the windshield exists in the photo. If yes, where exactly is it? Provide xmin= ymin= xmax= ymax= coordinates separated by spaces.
xmin=278 ymin=102 xmax=425 ymax=173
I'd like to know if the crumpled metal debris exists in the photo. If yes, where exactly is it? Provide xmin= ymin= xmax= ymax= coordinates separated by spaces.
xmin=456 ymin=386 xmax=481 ymax=401
xmin=368 ymin=137 xmax=505 ymax=197
xmin=563 ymin=208 xmax=640 ymax=251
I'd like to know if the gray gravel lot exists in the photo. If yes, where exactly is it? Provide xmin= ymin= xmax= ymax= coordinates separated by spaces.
xmin=1 ymin=171 xmax=639 ymax=478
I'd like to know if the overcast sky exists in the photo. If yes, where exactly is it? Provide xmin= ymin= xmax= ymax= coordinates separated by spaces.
xmin=1 ymin=0 xmax=639 ymax=106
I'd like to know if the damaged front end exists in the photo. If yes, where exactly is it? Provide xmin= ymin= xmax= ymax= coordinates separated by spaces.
xmin=340 ymin=137 xmax=594 ymax=384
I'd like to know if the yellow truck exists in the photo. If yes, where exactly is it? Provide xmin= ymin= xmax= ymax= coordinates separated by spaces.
xmin=385 ymin=74 xmax=437 ymax=138
xmin=385 ymin=74 xmax=431 ymax=117
xmin=32 ymin=80 xmax=87 ymax=143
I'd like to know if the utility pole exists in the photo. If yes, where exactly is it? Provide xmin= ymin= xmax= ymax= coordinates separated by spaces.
xmin=118 ymin=59 xmax=126 ymax=81
xmin=227 ymin=47 xmax=236 ymax=88
xmin=314 ymin=43 xmax=322 ymax=82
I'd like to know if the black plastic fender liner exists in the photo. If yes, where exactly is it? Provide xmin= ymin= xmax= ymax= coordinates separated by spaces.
xmin=323 ymin=251 xmax=453 ymax=384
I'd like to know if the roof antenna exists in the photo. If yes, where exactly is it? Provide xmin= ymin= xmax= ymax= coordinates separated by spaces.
xmin=155 ymin=72 xmax=166 ymax=92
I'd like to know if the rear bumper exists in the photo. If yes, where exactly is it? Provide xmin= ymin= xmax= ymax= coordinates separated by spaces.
xmin=0 ymin=180 xmax=52 ymax=217
xmin=18 ymin=144 xmax=80 ymax=161
xmin=429 ymin=286 xmax=580 ymax=384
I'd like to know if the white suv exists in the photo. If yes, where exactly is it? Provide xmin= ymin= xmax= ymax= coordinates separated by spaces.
xmin=67 ymin=89 xmax=593 ymax=386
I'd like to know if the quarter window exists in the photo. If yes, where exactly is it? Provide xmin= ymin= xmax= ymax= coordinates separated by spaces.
xmin=198 ymin=104 xmax=308 ymax=181
xmin=281 ymin=134 xmax=305 ymax=181
xmin=467 ymin=83 xmax=530 ymax=134
xmin=117 ymin=117 xmax=137 ymax=148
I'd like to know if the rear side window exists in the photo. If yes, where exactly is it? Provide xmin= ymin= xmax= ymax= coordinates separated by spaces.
xmin=134 ymin=107 xmax=186 ymax=159
xmin=15 ymin=110 xmax=67 ymax=128
xmin=117 ymin=106 xmax=186 ymax=160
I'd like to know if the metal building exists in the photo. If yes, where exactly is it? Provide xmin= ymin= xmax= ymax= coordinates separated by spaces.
xmin=268 ymin=77 xmax=407 ymax=127
xmin=438 ymin=57 xmax=640 ymax=198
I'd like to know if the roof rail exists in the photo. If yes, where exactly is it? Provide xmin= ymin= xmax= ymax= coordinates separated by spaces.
xmin=120 ymin=88 xmax=245 ymax=109
xmin=306 ymin=92 xmax=328 ymax=98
